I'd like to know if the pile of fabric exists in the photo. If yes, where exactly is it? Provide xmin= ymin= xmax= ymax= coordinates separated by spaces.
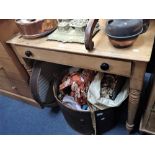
xmin=59 ymin=68 xmax=96 ymax=111
xmin=58 ymin=68 xmax=128 ymax=111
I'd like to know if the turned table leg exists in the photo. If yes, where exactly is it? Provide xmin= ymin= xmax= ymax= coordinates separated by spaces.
xmin=126 ymin=61 xmax=147 ymax=133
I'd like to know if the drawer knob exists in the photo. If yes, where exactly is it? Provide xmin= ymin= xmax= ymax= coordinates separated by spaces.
xmin=100 ymin=63 xmax=109 ymax=70
xmin=25 ymin=51 xmax=32 ymax=57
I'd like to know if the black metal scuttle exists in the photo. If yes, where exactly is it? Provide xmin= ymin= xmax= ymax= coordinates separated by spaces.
xmin=30 ymin=61 xmax=67 ymax=108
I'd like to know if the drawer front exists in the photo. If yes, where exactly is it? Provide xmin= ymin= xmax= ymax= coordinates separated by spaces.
xmin=0 ymin=76 xmax=15 ymax=92
xmin=146 ymin=111 xmax=155 ymax=132
xmin=0 ymin=43 xmax=5 ymax=57
xmin=0 ymin=73 xmax=32 ymax=98
xmin=0 ymin=66 xmax=17 ymax=93
xmin=0 ymin=58 xmax=27 ymax=81
xmin=0 ymin=42 xmax=10 ymax=59
xmin=13 ymin=46 xmax=132 ymax=77
xmin=0 ymin=43 xmax=29 ymax=82
xmin=10 ymin=79 xmax=32 ymax=98
xmin=0 ymin=64 xmax=32 ymax=97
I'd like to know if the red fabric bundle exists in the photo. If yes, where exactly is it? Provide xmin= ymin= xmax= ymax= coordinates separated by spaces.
xmin=59 ymin=69 xmax=95 ymax=105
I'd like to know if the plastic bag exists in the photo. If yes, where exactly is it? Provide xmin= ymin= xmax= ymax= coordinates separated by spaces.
xmin=87 ymin=72 xmax=129 ymax=109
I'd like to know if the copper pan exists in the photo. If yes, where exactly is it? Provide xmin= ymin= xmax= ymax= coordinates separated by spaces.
xmin=108 ymin=37 xmax=138 ymax=48
xmin=15 ymin=19 xmax=58 ymax=39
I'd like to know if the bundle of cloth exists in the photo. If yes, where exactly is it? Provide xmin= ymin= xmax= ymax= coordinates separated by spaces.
xmin=59 ymin=68 xmax=96 ymax=111
xmin=58 ymin=68 xmax=128 ymax=111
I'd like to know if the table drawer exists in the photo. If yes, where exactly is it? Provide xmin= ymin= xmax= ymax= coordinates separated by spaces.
xmin=0 ymin=42 xmax=9 ymax=59
xmin=13 ymin=45 xmax=132 ymax=77
xmin=146 ymin=111 xmax=155 ymax=132
xmin=0 ymin=66 xmax=17 ymax=93
xmin=0 ymin=58 xmax=26 ymax=80
xmin=0 ymin=63 xmax=32 ymax=97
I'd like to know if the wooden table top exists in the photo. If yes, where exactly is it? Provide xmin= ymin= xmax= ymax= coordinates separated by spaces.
xmin=7 ymin=20 xmax=155 ymax=62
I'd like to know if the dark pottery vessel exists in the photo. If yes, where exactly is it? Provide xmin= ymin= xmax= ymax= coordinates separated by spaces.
xmin=105 ymin=19 xmax=150 ymax=48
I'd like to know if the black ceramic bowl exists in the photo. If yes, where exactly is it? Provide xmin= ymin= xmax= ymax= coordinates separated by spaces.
xmin=105 ymin=19 xmax=149 ymax=48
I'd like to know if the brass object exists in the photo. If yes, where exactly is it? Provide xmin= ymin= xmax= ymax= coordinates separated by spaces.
xmin=15 ymin=19 xmax=58 ymax=39
xmin=48 ymin=19 xmax=99 ymax=43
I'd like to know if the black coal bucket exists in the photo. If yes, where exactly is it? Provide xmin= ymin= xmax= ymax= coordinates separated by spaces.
xmin=53 ymin=80 xmax=117 ymax=135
